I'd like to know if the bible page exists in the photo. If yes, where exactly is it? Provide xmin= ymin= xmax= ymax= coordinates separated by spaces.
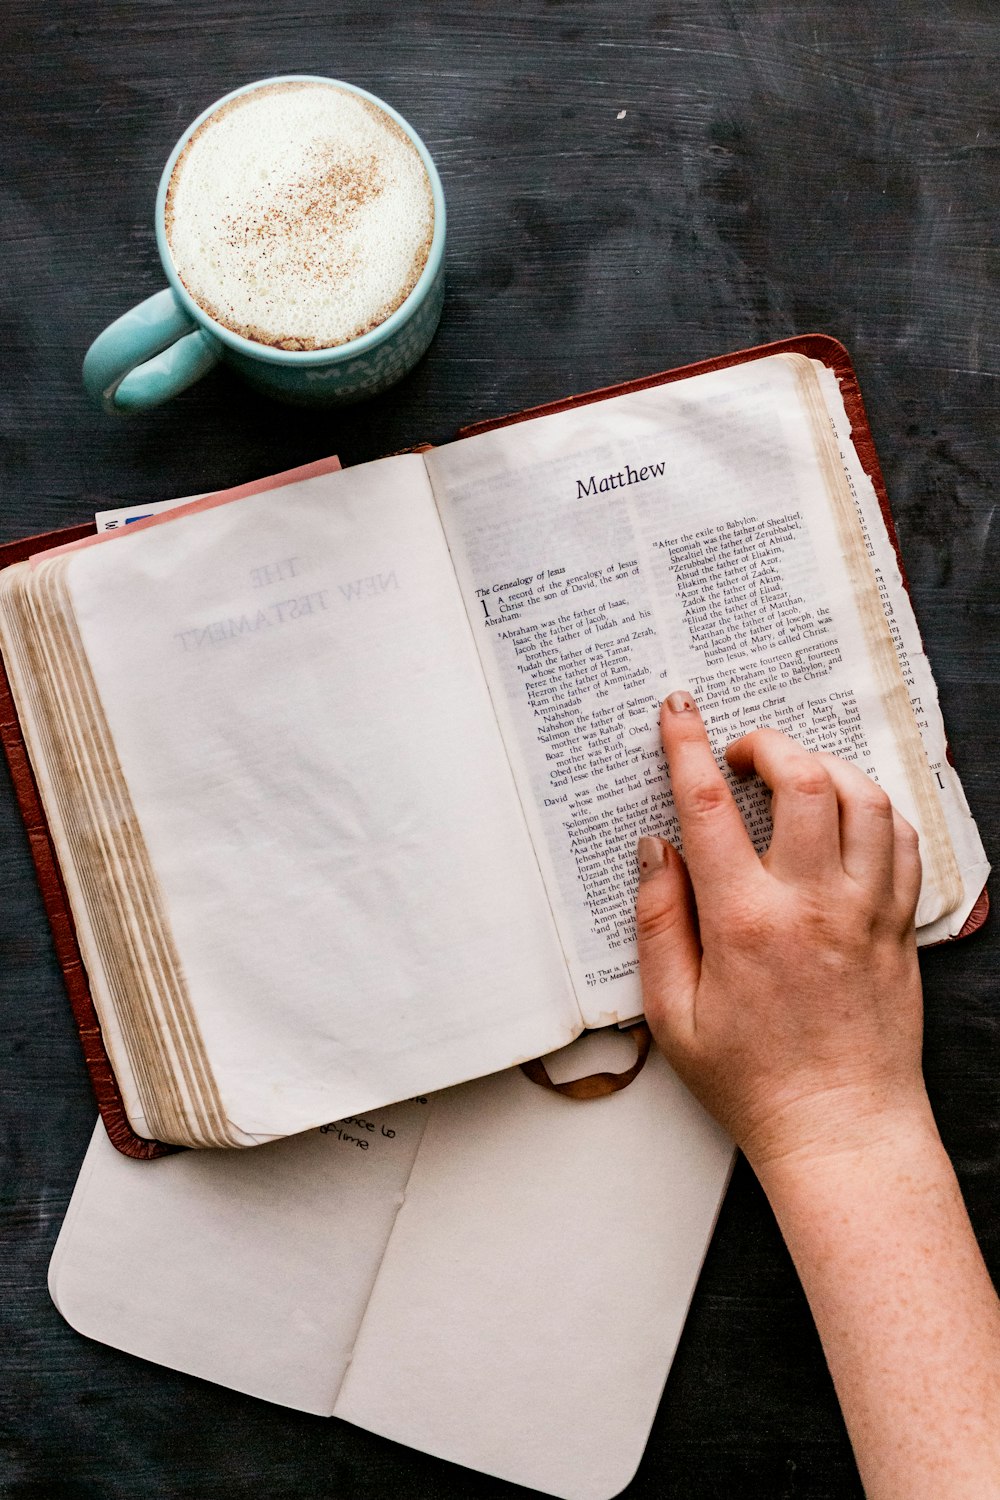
xmin=49 ymin=1098 xmax=431 ymax=1414
xmin=49 ymin=455 xmax=581 ymax=1143
xmin=426 ymin=354 xmax=977 ymax=1026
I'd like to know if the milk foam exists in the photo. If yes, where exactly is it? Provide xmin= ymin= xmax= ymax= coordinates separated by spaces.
xmin=165 ymin=81 xmax=434 ymax=350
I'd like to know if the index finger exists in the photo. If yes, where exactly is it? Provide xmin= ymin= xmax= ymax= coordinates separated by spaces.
xmin=659 ymin=691 xmax=758 ymax=891
xmin=725 ymin=728 xmax=843 ymax=882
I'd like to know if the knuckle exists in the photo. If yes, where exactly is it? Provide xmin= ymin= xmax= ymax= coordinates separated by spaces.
xmin=785 ymin=761 xmax=832 ymax=799
xmin=683 ymin=776 xmax=731 ymax=818
xmin=791 ymin=894 xmax=857 ymax=954
xmin=635 ymin=897 xmax=686 ymax=946
xmin=719 ymin=894 xmax=772 ymax=948
xmin=895 ymin=813 xmax=920 ymax=846
xmin=857 ymin=786 xmax=893 ymax=820
xmin=635 ymin=909 xmax=663 ymax=946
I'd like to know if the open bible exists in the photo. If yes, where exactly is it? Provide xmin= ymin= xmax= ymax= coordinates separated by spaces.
xmin=0 ymin=338 xmax=988 ymax=1151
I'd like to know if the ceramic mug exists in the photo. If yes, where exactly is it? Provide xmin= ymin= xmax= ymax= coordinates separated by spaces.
xmin=83 ymin=76 xmax=446 ymax=413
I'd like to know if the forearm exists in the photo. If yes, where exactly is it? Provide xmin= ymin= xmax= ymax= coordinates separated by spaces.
xmin=755 ymin=1106 xmax=1000 ymax=1500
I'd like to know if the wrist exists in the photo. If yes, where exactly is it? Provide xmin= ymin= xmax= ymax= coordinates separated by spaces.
xmin=747 ymin=1087 xmax=945 ymax=1211
xmin=749 ymin=1092 xmax=953 ymax=1218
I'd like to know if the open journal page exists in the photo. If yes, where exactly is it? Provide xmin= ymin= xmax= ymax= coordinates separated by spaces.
xmin=426 ymin=354 xmax=985 ymax=1024
xmin=49 ymin=1099 xmax=431 ymax=1415
xmin=19 ymin=455 xmax=580 ymax=1144
xmin=50 ymin=1040 xmax=733 ymax=1499
xmin=335 ymin=1043 xmax=733 ymax=1500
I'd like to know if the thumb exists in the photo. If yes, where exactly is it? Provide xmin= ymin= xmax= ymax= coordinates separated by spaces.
xmin=635 ymin=837 xmax=701 ymax=1050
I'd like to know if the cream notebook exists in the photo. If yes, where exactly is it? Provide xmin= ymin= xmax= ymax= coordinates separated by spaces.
xmin=49 ymin=1034 xmax=734 ymax=1499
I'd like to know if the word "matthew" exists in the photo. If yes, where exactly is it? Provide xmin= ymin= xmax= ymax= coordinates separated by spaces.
xmin=576 ymin=461 xmax=666 ymax=499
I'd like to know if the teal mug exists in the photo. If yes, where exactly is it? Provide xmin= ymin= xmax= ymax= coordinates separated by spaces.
xmin=83 ymin=76 xmax=446 ymax=413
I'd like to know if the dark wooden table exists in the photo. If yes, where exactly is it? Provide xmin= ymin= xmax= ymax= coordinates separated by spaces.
xmin=2 ymin=3 xmax=997 ymax=1496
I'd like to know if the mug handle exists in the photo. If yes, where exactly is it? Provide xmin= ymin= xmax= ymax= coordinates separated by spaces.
xmin=83 ymin=288 xmax=222 ymax=414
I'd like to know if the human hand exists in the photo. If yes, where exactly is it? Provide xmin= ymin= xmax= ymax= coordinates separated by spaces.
xmin=636 ymin=691 xmax=929 ymax=1174
xmin=638 ymin=694 xmax=1000 ymax=1498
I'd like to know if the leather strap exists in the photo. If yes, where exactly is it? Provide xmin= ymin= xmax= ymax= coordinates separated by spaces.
xmin=520 ymin=1022 xmax=652 ymax=1099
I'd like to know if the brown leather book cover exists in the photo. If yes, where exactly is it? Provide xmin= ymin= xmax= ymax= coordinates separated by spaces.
xmin=0 ymin=337 xmax=986 ymax=1159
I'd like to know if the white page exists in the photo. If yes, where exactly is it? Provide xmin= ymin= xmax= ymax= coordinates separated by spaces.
xmin=57 ymin=456 xmax=581 ymax=1142
xmin=50 ymin=1043 xmax=732 ymax=1498
xmin=49 ymin=1098 xmax=431 ymax=1415
xmin=426 ymin=355 xmax=981 ymax=1023
xmin=335 ymin=1042 xmax=733 ymax=1500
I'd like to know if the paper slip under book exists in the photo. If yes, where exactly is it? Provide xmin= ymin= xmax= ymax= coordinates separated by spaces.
xmin=0 ymin=337 xmax=988 ymax=1152
xmin=51 ymin=1034 xmax=735 ymax=1500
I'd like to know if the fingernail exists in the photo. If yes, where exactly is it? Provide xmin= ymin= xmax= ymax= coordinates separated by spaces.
xmin=664 ymin=690 xmax=696 ymax=713
xmin=637 ymin=836 xmax=667 ymax=882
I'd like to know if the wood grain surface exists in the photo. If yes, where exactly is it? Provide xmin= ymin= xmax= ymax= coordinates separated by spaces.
xmin=1 ymin=3 xmax=997 ymax=1497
